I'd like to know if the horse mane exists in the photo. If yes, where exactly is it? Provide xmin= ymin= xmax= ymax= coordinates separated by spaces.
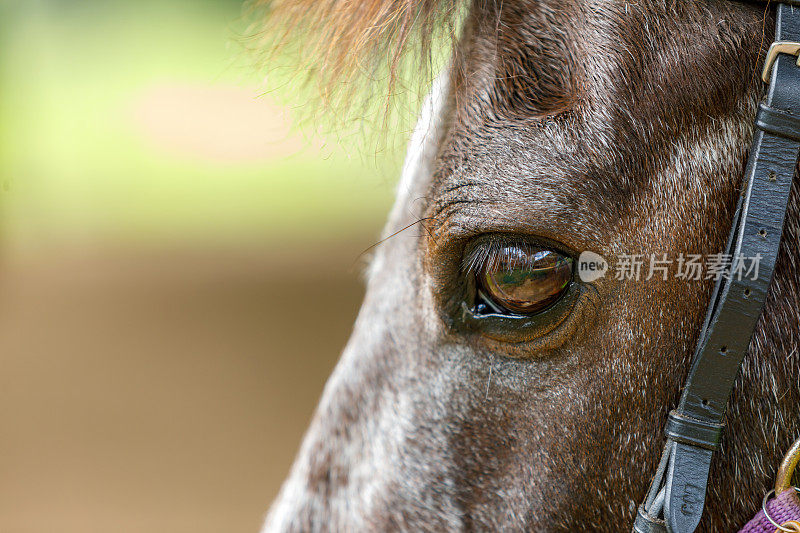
xmin=249 ymin=0 xmax=465 ymax=125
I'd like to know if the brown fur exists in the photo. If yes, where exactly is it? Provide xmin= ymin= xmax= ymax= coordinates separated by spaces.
xmin=261 ymin=1 xmax=800 ymax=531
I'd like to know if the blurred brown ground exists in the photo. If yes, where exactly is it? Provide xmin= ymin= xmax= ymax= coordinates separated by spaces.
xmin=0 ymin=239 xmax=371 ymax=533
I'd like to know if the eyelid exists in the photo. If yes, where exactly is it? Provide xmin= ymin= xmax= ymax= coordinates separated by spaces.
xmin=426 ymin=207 xmax=586 ymax=266
xmin=457 ymin=282 xmax=585 ymax=347
xmin=461 ymin=233 xmax=576 ymax=275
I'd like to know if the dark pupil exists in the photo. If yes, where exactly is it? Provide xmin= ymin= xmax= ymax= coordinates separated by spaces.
xmin=479 ymin=246 xmax=573 ymax=315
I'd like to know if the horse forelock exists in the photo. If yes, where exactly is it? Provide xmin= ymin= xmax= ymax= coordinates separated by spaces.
xmin=250 ymin=0 xmax=467 ymax=122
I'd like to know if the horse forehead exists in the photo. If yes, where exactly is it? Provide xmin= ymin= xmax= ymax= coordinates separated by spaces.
xmin=453 ymin=0 xmax=763 ymax=127
xmin=421 ymin=0 xmax=763 ymax=233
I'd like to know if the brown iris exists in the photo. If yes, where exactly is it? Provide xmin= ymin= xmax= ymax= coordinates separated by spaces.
xmin=478 ymin=245 xmax=573 ymax=315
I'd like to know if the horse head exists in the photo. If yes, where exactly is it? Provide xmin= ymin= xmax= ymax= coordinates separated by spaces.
xmin=261 ymin=1 xmax=800 ymax=530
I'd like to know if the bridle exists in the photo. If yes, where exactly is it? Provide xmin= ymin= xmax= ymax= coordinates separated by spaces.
xmin=633 ymin=2 xmax=800 ymax=532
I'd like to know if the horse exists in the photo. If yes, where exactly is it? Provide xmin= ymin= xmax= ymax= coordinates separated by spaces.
xmin=257 ymin=0 xmax=800 ymax=530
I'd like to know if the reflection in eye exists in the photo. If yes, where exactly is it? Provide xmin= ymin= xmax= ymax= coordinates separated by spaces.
xmin=475 ymin=242 xmax=573 ymax=315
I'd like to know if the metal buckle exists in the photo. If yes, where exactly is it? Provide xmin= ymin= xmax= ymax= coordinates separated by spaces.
xmin=761 ymin=438 xmax=800 ymax=533
xmin=776 ymin=437 xmax=800 ymax=493
xmin=762 ymin=41 xmax=800 ymax=83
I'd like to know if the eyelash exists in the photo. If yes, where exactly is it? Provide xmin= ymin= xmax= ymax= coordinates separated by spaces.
xmin=462 ymin=236 xmax=564 ymax=274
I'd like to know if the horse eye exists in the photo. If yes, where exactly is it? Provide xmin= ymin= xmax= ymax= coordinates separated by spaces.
xmin=477 ymin=245 xmax=573 ymax=315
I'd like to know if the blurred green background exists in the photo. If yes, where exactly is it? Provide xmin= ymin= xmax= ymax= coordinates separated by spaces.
xmin=0 ymin=1 xmax=407 ymax=532
xmin=0 ymin=0 xmax=402 ymax=248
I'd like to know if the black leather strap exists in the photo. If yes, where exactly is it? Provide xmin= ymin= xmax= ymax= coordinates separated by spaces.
xmin=756 ymin=103 xmax=800 ymax=142
xmin=634 ymin=3 xmax=800 ymax=532
xmin=664 ymin=412 xmax=723 ymax=451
